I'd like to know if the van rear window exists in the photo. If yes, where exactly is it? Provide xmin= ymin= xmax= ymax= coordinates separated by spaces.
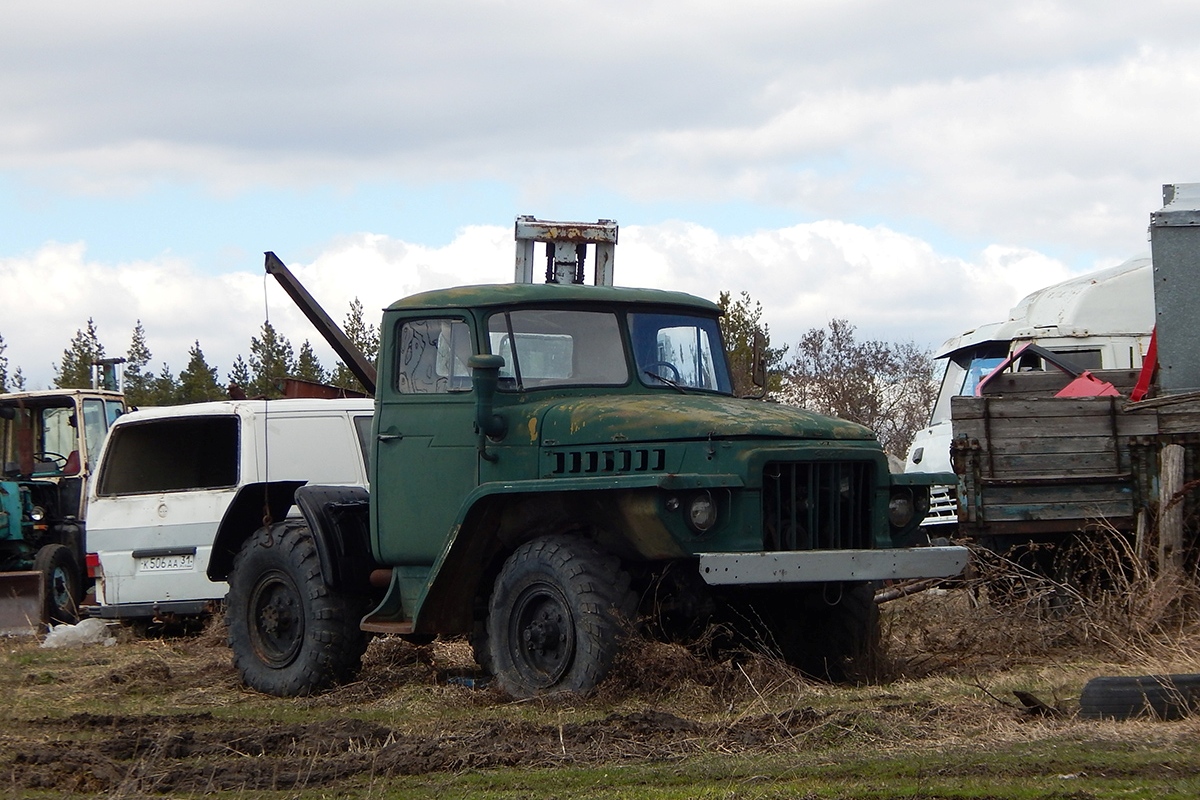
xmin=98 ymin=416 xmax=239 ymax=495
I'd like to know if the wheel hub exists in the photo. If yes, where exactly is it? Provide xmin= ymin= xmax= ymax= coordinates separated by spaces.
xmin=511 ymin=584 xmax=575 ymax=687
xmin=248 ymin=572 xmax=304 ymax=668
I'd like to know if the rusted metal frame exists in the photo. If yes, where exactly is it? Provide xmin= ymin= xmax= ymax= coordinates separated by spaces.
xmin=1107 ymin=397 xmax=1122 ymax=475
xmin=982 ymin=397 xmax=996 ymax=480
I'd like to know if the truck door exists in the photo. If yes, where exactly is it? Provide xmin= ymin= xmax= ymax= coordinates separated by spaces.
xmin=373 ymin=315 xmax=478 ymax=565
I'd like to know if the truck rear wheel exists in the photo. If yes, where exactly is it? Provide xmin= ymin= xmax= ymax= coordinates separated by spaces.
xmin=226 ymin=522 xmax=369 ymax=696
xmin=486 ymin=535 xmax=634 ymax=697
xmin=33 ymin=544 xmax=80 ymax=625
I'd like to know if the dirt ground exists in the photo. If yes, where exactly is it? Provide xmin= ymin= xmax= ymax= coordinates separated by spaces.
xmin=4 ymin=586 xmax=1200 ymax=796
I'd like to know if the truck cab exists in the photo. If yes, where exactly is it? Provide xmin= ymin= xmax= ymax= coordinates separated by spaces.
xmin=0 ymin=389 xmax=125 ymax=627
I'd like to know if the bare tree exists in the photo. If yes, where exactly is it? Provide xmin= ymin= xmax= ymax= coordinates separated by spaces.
xmin=780 ymin=318 xmax=935 ymax=457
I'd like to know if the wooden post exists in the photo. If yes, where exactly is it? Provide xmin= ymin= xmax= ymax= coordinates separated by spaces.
xmin=1158 ymin=443 xmax=1185 ymax=575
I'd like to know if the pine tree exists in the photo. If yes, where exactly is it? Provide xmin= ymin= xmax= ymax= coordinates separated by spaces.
xmin=227 ymin=356 xmax=252 ymax=398
xmin=718 ymin=290 xmax=787 ymax=397
xmin=10 ymin=367 xmax=26 ymax=392
xmin=123 ymin=320 xmax=155 ymax=407
xmin=55 ymin=318 xmax=105 ymax=389
xmin=178 ymin=341 xmax=223 ymax=402
xmin=149 ymin=363 xmax=180 ymax=406
xmin=295 ymin=340 xmax=328 ymax=385
xmin=248 ymin=321 xmax=295 ymax=399
xmin=331 ymin=298 xmax=379 ymax=394
xmin=0 ymin=331 xmax=9 ymax=393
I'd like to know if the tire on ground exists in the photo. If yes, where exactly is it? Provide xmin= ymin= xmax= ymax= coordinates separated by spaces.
xmin=1079 ymin=674 xmax=1200 ymax=720
xmin=33 ymin=543 xmax=81 ymax=625
xmin=486 ymin=535 xmax=635 ymax=698
xmin=226 ymin=521 xmax=370 ymax=697
xmin=743 ymin=582 xmax=880 ymax=683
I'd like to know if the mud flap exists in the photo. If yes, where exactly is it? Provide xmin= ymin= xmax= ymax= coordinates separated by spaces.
xmin=0 ymin=571 xmax=45 ymax=636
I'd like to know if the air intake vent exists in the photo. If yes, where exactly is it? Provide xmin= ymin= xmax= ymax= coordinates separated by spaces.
xmin=549 ymin=448 xmax=666 ymax=475
xmin=762 ymin=461 xmax=873 ymax=550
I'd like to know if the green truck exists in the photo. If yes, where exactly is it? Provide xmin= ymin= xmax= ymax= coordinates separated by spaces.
xmin=212 ymin=219 xmax=967 ymax=697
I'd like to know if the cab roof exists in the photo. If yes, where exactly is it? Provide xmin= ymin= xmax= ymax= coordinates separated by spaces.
xmin=386 ymin=282 xmax=721 ymax=313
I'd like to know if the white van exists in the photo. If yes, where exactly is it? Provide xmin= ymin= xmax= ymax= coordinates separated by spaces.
xmin=84 ymin=398 xmax=374 ymax=621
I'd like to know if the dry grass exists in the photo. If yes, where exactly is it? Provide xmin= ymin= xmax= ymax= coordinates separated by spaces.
xmin=3 ymin=541 xmax=1200 ymax=796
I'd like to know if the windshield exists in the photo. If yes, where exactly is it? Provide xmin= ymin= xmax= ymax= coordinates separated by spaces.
xmin=629 ymin=312 xmax=733 ymax=393
xmin=0 ymin=401 xmax=80 ymax=476
xmin=928 ymin=348 xmax=1007 ymax=425
xmin=487 ymin=309 xmax=629 ymax=389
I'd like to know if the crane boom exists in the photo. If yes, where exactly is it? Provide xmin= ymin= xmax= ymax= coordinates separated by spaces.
xmin=264 ymin=251 xmax=378 ymax=395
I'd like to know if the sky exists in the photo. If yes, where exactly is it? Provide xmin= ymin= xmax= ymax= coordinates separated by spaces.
xmin=1 ymin=0 xmax=1193 ymax=390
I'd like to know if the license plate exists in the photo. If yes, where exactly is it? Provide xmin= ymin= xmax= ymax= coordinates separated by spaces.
xmin=137 ymin=554 xmax=195 ymax=572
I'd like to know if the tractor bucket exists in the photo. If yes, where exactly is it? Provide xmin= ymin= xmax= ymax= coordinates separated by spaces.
xmin=0 ymin=571 xmax=44 ymax=636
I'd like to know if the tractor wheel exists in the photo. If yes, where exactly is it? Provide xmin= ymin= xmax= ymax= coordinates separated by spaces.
xmin=33 ymin=544 xmax=81 ymax=625
xmin=226 ymin=522 xmax=369 ymax=696
xmin=486 ymin=535 xmax=635 ymax=698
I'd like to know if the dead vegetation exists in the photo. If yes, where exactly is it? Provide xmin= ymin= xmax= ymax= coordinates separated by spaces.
xmin=3 ymin=539 xmax=1200 ymax=797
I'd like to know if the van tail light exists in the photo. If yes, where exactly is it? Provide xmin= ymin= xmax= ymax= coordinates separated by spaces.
xmin=86 ymin=552 xmax=101 ymax=578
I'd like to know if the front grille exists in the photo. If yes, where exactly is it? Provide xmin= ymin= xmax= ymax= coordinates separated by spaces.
xmin=762 ymin=461 xmax=873 ymax=550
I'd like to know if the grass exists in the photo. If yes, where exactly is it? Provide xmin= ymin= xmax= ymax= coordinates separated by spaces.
xmin=3 ymin=541 xmax=1200 ymax=798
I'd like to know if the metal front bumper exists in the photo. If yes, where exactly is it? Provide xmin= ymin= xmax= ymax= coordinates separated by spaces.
xmin=697 ymin=546 xmax=970 ymax=586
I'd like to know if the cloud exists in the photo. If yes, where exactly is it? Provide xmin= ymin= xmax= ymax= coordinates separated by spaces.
xmin=0 ymin=222 xmax=1099 ymax=390
xmin=2 ymin=1 xmax=1197 ymax=262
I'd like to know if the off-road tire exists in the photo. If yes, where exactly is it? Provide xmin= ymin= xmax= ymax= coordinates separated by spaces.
xmin=801 ymin=582 xmax=880 ymax=682
xmin=1079 ymin=674 xmax=1200 ymax=720
xmin=486 ymin=535 xmax=635 ymax=698
xmin=33 ymin=543 xmax=80 ymax=625
xmin=226 ymin=521 xmax=369 ymax=697
xmin=744 ymin=582 xmax=880 ymax=683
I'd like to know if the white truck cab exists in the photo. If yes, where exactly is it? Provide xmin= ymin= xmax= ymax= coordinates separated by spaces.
xmin=905 ymin=257 xmax=1155 ymax=529
xmin=85 ymin=398 xmax=374 ymax=621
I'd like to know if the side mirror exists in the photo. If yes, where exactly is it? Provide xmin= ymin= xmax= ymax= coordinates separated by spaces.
xmin=748 ymin=330 xmax=768 ymax=399
xmin=468 ymin=354 xmax=508 ymax=441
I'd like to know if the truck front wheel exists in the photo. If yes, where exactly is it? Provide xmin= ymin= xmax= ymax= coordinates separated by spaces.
xmin=486 ymin=535 xmax=634 ymax=697
xmin=226 ymin=522 xmax=369 ymax=696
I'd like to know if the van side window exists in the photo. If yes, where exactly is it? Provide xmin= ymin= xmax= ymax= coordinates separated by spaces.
xmin=352 ymin=415 xmax=372 ymax=475
xmin=97 ymin=416 xmax=239 ymax=495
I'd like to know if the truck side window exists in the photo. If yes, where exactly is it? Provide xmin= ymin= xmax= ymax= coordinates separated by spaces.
xmin=396 ymin=318 xmax=472 ymax=394
xmin=97 ymin=416 xmax=239 ymax=495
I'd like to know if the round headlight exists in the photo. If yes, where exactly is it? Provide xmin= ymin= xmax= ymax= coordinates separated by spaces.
xmin=30 ymin=506 xmax=46 ymax=522
xmin=687 ymin=492 xmax=717 ymax=533
xmin=888 ymin=493 xmax=915 ymax=528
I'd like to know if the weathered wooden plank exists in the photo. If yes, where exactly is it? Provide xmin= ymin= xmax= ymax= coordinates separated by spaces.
xmin=978 ymin=497 xmax=1133 ymax=521
xmin=985 ymin=437 xmax=1119 ymax=456
xmin=986 ymin=453 xmax=1121 ymax=477
xmin=953 ymin=396 xmax=1120 ymax=419
xmin=980 ymin=416 xmax=1120 ymax=438
xmin=978 ymin=483 xmax=1132 ymax=504
xmin=1159 ymin=411 xmax=1200 ymax=434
